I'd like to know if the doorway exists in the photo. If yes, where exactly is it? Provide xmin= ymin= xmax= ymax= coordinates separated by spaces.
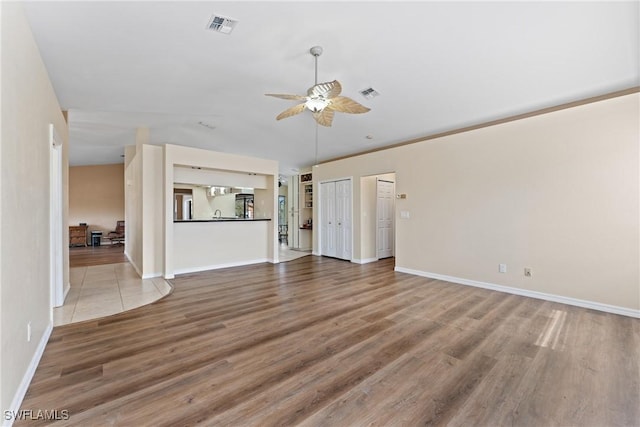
xmin=278 ymin=195 xmax=288 ymax=244
xmin=174 ymin=188 xmax=193 ymax=220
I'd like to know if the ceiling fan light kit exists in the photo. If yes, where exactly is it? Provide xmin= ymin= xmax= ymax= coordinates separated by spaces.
xmin=265 ymin=46 xmax=370 ymax=127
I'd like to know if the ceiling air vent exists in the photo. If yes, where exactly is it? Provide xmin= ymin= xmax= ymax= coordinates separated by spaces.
xmin=206 ymin=15 xmax=238 ymax=34
xmin=360 ymin=87 xmax=380 ymax=99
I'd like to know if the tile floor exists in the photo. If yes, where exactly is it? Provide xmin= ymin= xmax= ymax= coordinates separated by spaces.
xmin=54 ymin=263 xmax=172 ymax=326
xmin=54 ymin=246 xmax=311 ymax=326
xmin=278 ymin=245 xmax=312 ymax=262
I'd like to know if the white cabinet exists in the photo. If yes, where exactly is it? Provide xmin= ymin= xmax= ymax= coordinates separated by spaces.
xmin=320 ymin=179 xmax=352 ymax=260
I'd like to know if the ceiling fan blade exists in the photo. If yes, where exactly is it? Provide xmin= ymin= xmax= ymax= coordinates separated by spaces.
xmin=307 ymin=80 xmax=342 ymax=99
xmin=265 ymin=93 xmax=307 ymax=101
xmin=276 ymin=103 xmax=306 ymax=120
xmin=313 ymin=109 xmax=334 ymax=127
xmin=327 ymin=96 xmax=370 ymax=114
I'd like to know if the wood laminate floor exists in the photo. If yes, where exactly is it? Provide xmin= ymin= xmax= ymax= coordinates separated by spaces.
xmin=18 ymin=257 xmax=640 ymax=426
xmin=69 ymin=245 xmax=127 ymax=268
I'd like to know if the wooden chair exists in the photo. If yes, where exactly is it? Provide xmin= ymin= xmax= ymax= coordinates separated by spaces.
xmin=107 ymin=221 xmax=125 ymax=245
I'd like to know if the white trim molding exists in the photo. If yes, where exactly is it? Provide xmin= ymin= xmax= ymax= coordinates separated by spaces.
xmin=394 ymin=267 xmax=640 ymax=318
xmin=141 ymin=272 xmax=163 ymax=280
xmin=125 ymin=251 xmax=143 ymax=278
xmin=5 ymin=322 xmax=53 ymax=427
xmin=173 ymin=258 xmax=269 ymax=276
xmin=351 ymin=258 xmax=378 ymax=265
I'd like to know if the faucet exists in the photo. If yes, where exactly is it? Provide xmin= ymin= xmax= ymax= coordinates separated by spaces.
xmin=214 ymin=209 xmax=222 ymax=219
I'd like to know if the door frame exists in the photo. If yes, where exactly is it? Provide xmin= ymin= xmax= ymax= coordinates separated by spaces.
xmin=49 ymin=124 xmax=65 ymax=309
xmin=318 ymin=176 xmax=353 ymax=261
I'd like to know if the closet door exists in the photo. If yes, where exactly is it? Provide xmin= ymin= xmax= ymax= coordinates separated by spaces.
xmin=320 ymin=181 xmax=336 ymax=257
xmin=335 ymin=179 xmax=352 ymax=261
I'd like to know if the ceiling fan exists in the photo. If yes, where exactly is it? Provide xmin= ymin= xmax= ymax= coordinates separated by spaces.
xmin=265 ymin=46 xmax=370 ymax=127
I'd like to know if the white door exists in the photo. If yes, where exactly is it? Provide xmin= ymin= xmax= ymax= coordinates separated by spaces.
xmin=321 ymin=179 xmax=352 ymax=261
xmin=335 ymin=179 xmax=352 ymax=260
xmin=376 ymin=179 xmax=395 ymax=259
xmin=320 ymin=181 xmax=336 ymax=257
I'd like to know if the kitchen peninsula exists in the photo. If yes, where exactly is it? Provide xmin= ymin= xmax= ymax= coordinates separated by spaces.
xmin=173 ymin=218 xmax=272 ymax=274
xmin=162 ymin=144 xmax=279 ymax=278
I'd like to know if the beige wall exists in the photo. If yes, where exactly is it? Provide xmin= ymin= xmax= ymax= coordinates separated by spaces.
xmin=69 ymin=164 xmax=124 ymax=235
xmin=1 ymin=1 xmax=69 ymax=414
xmin=315 ymin=93 xmax=639 ymax=313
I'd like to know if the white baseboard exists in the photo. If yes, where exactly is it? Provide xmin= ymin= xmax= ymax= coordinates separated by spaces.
xmin=124 ymin=252 xmax=161 ymax=280
xmin=173 ymin=258 xmax=268 ymax=276
xmin=4 ymin=322 xmax=53 ymax=427
xmin=124 ymin=252 xmax=143 ymax=278
xmin=394 ymin=267 xmax=640 ymax=318
xmin=351 ymin=257 xmax=378 ymax=265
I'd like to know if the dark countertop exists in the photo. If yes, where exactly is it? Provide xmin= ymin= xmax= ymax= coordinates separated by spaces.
xmin=174 ymin=218 xmax=271 ymax=223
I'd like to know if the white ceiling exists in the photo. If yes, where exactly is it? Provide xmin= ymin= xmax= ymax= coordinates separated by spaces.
xmin=23 ymin=1 xmax=639 ymax=175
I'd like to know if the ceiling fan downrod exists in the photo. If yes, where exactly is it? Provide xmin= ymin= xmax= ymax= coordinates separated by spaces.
xmin=310 ymin=46 xmax=323 ymax=86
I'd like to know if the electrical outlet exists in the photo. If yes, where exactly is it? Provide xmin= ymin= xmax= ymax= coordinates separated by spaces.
xmin=27 ymin=321 xmax=32 ymax=342
xmin=524 ymin=268 xmax=532 ymax=277
xmin=498 ymin=263 xmax=507 ymax=273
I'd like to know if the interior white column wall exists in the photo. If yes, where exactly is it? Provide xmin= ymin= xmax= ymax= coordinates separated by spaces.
xmin=123 ymin=129 xmax=148 ymax=276
xmin=142 ymin=144 xmax=163 ymax=278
